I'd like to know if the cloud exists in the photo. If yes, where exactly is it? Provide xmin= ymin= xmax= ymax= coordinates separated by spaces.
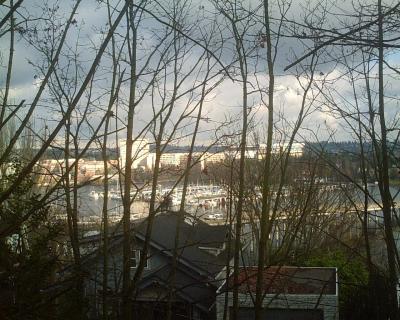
xmin=1 ymin=0 xmax=399 ymax=146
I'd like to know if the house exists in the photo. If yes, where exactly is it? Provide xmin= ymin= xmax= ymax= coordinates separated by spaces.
xmin=78 ymin=212 xmax=230 ymax=319
xmin=216 ymin=266 xmax=338 ymax=320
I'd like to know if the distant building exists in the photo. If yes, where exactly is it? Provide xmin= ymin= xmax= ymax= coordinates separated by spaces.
xmin=79 ymin=160 xmax=104 ymax=176
xmin=225 ymin=147 xmax=259 ymax=161
xmin=37 ymin=159 xmax=118 ymax=184
xmin=200 ymin=151 xmax=227 ymax=169
xmin=37 ymin=158 xmax=84 ymax=185
xmin=79 ymin=159 xmax=118 ymax=179
xmin=119 ymin=138 xmax=149 ymax=169
xmin=254 ymin=142 xmax=304 ymax=158
xmin=119 ymin=141 xmax=304 ymax=171
xmin=146 ymin=151 xmax=188 ymax=169
xmin=159 ymin=152 xmax=186 ymax=167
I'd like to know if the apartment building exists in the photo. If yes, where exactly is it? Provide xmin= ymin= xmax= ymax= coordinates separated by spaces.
xmin=119 ymin=138 xmax=149 ymax=169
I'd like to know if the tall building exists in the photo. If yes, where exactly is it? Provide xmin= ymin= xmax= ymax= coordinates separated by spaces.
xmin=119 ymin=138 xmax=149 ymax=169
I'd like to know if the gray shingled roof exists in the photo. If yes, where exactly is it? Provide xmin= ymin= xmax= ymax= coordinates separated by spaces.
xmin=77 ymin=211 xmax=230 ymax=276
xmin=133 ymin=212 xmax=230 ymax=276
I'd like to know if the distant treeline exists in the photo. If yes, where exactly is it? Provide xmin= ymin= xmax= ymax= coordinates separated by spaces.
xmin=305 ymin=141 xmax=400 ymax=155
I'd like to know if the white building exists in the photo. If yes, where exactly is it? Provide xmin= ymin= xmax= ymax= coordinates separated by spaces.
xmin=120 ymin=142 xmax=304 ymax=171
xmin=119 ymin=138 xmax=149 ymax=169
xmin=257 ymin=142 xmax=304 ymax=158
xmin=146 ymin=152 xmax=188 ymax=169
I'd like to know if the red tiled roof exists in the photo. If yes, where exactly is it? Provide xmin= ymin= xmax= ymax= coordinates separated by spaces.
xmin=227 ymin=266 xmax=336 ymax=295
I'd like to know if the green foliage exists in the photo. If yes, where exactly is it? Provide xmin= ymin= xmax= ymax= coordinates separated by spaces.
xmin=302 ymin=249 xmax=371 ymax=320
xmin=0 ymin=160 xmax=63 ymax=319
xmin=1 ymin=158 xmax=40 ymax=226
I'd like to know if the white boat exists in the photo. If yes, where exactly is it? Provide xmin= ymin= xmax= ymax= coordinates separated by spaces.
xmin=171 ymin=195 xmax=182 ymax=206
xmin=109 ymin=190 xmax=122 ymax=200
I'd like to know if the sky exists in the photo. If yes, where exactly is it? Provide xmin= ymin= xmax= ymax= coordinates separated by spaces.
xmin=0 ymin=0 xmax=399 ymax=148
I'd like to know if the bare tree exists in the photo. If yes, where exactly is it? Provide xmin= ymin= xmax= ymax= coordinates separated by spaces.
xmin=284 ymin=1 xmax=400 ymax=317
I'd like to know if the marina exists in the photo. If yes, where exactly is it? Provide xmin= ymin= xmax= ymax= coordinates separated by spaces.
xmin=48 ymin=182 xmax=400 ymax=226
xmin=49 ymin=183 xmax=230 ymax=225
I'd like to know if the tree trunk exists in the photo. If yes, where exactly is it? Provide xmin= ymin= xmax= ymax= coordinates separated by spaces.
xmin=377 ymin=1 xmax=399 ymax=318
xmin=255 ymin=0 xmax=274 ymax=318
xmin=122 ymin=2 xmax=137 ymax=318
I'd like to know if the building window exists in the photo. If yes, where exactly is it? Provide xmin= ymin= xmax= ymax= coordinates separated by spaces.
xmin=131 ymin=249 xmax=150 ymax=269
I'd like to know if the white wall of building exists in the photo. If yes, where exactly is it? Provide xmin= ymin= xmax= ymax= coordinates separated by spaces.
xmin=119 ymin=138 xmax=149 ymax=169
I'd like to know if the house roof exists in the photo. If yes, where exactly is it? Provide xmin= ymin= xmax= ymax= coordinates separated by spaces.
xmin=225 ymin=266 xmax=337 ymax=295
xmin=133 ymin=212 xmax=229 ymax=276
xmin=78 ymin=211 xmax=230 ymax=277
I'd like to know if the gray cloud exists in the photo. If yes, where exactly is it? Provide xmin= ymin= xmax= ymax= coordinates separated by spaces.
xmin=1 ymin=0 xmax=399 ymax=145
